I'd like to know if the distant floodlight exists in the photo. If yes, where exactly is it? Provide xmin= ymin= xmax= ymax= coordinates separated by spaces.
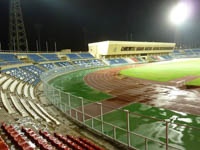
xmin=169 ymin=2 xmax=190 ymax=25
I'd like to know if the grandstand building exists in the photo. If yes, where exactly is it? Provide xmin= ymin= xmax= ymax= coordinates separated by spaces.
xmin=1 ymin=49 xmax=200 ymax=149
xmin=88 ymin=41 xmax=176 ymax=59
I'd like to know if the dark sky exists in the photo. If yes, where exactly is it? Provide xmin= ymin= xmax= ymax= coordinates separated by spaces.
xmin=0 ymin=0 xmax=200 ymax=51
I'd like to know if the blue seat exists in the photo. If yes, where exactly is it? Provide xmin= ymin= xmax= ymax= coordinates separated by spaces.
xmin=55 ymin=61 xmax=72 ymax=67
xmin=20 ymin=65 xmax=45 ymax=76
xmin=72 ymin=60 xmax=88 ymax=65
xmin=66 ymin=54 xmax=81 ymax=60
xmin=87 ymin=59 xmax=104 ymax=66
xmin=40 ymin=54 xmax=60 ymax=61
xmin=79 ymin=53 xmax=94 ymax=59
xmin=40 ymin=63 xmax=57 ymax=70
xmin=27 ymin=54 xmax=46 ymax=62
xmin=0 ymin=62 xmax=8 ymax=66
xmin=2 ymin=67 xmax=38 ymax=84
xmin=106 ymin=59 xmax=128 ymax=65
xmin=174 ymin=50 xmax=180 ymax=53
xmin=0 ymin=54 xmax=22 ymax=64
xmin=161 ymin=55 xmax=173 ymax=60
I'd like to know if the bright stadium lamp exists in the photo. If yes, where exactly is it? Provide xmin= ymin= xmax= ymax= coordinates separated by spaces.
xmin=169 ymin=2 xmax=191 ymax=25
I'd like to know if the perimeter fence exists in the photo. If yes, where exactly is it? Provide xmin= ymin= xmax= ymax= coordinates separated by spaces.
xmin=41 ymin=64 xmax=200 ymax=150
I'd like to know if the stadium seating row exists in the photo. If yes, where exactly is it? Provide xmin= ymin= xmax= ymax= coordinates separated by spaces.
xmin=0 ymin=53 xmax=95 ymax=65
xmin=0 ymin=74 xmax=60 ymax=125
xmin=0 ymin=135 xmax=9 ymax=150
xmin=0 ymin=123 xmax=104 ymax=150
xmin=1 ymin=123 xmax=35 ymax=150
xmin=172 ymin=49 xmax=200 ymax=59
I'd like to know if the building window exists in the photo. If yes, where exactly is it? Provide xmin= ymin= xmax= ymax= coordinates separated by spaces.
xmin=160 ymin=47 xmax=174 ymax=50
xmin=136 ymin=47 xmax=144 ymax=51
xmin=145 ymin=47 xmax=152 ymax=50
xmin=121 ymin=47 xmax=135 ymax=51
xmin=153 ymin=47 xmax=160 ymax=50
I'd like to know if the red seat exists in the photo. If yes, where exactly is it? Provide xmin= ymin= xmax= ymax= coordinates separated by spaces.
xmin=14 ymin=135 xmax=25 ymax=143
xmin=79 ymin=137 xmax=104 ymax=150
xmin=23 ymin=146 xmax=35 ymax=150
xmin=0 ymin=140 xmax=9 ymax=150
xmin=20 ymin=142 xmax=30 ymax=149
xmin=18 ymin=138 xmax=27 ymax=147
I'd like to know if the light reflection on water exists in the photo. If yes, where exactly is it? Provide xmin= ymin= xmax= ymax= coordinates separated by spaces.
xmin=109 ymin=103 xmax=200 ymax=150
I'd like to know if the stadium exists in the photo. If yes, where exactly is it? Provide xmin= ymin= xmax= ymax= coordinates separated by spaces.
xmin=0 ymin=0 xmax=200 ymax=150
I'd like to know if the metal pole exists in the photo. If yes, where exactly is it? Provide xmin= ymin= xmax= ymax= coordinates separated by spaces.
xmin=145 ymin=138 xmax=148 ymax=150
xmin=76 ymin=110 xmax=78 ymax=120
xmin=59 ymin=90 xmax=62 ymax=104
xmin=26 ymin=40 xmax=28 ymax=53
xmin=53 ymin=88 xmax=56 ymax=105
xmin=97 ymin=102 xmax=103 ymax=133
xmin=166 ymin=122 xmax=168 ymax=150
xmin=81 ymin=97 xmax=85 ymax=123
xmin=55 ymin=41 xmax=57 ymax=52
xmin=13 ymin=38 xmax=16 ymax=51
xmin=68 ymin=93 xmax=71 ymax=116
xmin=36 ymin=40 xmax=39 ymax=52
xmin=124 ymin=109 xmax=130 ymax=147
xmin=91 ymin=117 xmax=94 ymax=128
xmin=64 ymin=103 xmax=66 ymax=113
xmin=113 ymin=126 xmax=116 ymax=140
xmin=46 ymin=41 xmax=48 ymax=53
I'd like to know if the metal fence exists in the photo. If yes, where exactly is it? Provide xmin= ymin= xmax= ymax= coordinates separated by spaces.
xmin=41 ymin=64 xmax=200 ymax=150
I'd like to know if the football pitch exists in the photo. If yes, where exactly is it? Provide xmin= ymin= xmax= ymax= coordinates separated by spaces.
xmin=120 ymin=59 xmax=200 ymax=86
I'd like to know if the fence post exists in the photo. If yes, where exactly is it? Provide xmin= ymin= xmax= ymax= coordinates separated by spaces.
xmin=52 ymin=87 xmax=55 ymax=105
xmin=91 ymin=117 xmax=94 ymax=129
xmin=64 ymin=103 xmax=66 ymax=113
xmin=166 ymin=122 xmax=168 ymax=150
xmin=81 ymin=97 xmax=85 ymax=123
xmin=68 ymin=93 xmax=71 ymax=116
xmin=97 ymin=102 xmax=103 ymax=133
xmin=76 ymin=110 xmax=78 ymax=120
xmin=124 ymin=109 xmax=130 ymax=147
xmin=145 ymin=138 xmax=148 ymax=150
xmin=59 ymin=90 xmax=62 ymax=104
xmin=113 ymin=126 xmax=116 ymax=140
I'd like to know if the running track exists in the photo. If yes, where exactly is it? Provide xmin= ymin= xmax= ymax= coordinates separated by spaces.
xmin=82 ymin=65 xmax=200 ymax=118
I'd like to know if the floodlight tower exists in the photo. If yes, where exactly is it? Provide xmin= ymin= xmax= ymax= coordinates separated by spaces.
xmin=9 ymin=0 xmax=28 ymax=51
xmin=169 ymin=2 xmax=191 ymax=48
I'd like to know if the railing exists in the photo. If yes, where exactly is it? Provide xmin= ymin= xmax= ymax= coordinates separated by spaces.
xmin=41 ymin=64 xmax=200 ymax=150
xmin=0 ymin=50 xmax=89 ymax=53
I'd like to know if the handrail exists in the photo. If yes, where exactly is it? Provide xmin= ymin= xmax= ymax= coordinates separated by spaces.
xmin=41 ymin=64 xmax=200 ymax=150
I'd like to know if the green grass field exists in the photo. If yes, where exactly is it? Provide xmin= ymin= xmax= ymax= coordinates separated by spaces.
xmin=120 ymin=59 xmax=200 ymax=85
xmin=85 ymin=103 xmax=200 ymax=150
xmin=49 ymin=68 xmax=113 ymax=102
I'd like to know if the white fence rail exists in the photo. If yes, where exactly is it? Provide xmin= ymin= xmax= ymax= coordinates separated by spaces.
xmin=41 ymin=64 xmax=199 ymax=150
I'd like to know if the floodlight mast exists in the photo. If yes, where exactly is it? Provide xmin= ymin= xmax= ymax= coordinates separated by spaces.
xmin=9 ymin=0 xmax=28 ymax=51
xmin=169 ymin=2 xmax=190 ymax=25
xmin=169 ymin=2 xmax=191 ymax=48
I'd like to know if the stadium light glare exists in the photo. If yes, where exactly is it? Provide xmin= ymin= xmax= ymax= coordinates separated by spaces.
xmin=169 ymin=2 xmax=191 ymax=25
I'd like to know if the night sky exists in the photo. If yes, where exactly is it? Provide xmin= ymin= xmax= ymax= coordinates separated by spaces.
xmin=0 ymin=0 xmax=200 ymax=51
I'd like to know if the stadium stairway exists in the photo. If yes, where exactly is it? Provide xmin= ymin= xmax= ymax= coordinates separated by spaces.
xmin=0 ymin=73 xmax=60 ymax=126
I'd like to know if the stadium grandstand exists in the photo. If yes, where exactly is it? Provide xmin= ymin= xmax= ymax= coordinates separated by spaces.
xmin=0 ymin=42 xmax=200 ymax=150
xmin=1 ymin=0 xmax=200 ymax=149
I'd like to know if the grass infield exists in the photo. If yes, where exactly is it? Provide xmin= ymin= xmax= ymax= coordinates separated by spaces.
xmin=120 ymin=59 xmax=200 ymax=85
